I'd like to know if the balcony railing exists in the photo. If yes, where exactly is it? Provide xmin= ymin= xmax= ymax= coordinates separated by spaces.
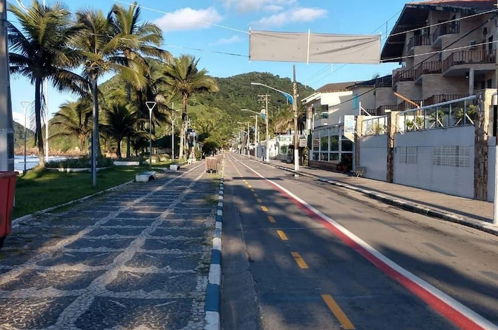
xmin=376 ymin=105 xmax=398 ymax=115
xmin=393 ymin=68 xmax=416 ymax=85
xmin=398 ymin=100 xmax=423 ymax=111
xmin=432 ymin=22 xmax=460 ymax=42
xmin=415 ymin=61 xmax=442 ymax=80
xmin=424 ymin=94 xmax=467 ymax=106
xmin=442 ymin=49 xmax=495 ymax=72
xmin=407 ymin=35 xmax=432 ymax=50
xmin=399 ymin=95 xmax=478 ymax=132
xmin=375 ymin=76 xmax=393 ymax=88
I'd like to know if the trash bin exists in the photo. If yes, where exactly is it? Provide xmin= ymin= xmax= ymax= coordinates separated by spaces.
xmin=0 ymin=172 xmax=17 ymax=248
xmin=205 ymin=157 xmax=218 ymax=173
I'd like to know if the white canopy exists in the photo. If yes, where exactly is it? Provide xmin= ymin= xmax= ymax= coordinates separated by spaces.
xmin=249 ymin=30 xmax=380 ymax=64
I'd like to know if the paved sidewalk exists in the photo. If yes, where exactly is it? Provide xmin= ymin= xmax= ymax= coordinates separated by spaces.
xmin=0 ymin=164 xmax=218 ymax=329
xmin=250 ymin=157 xmax=495 ymax=227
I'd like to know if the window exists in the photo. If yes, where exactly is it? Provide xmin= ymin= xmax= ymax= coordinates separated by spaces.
xmin=432 ymin=146 xmax=470 ymax=167
xmin=397 ymin=146 xmax=418 ymax=164
xmin=341 ymin=138 xmax=353 ymax=152
xmin=487 ymin=79 xmax=493 ymax=89
xmin=330 ymin=136 xmax=339 ymax=151
xmin=329 ymin=153 xmax=339 ymax=161
xmin=488 ymin=36 xmax=494 ymax=54
xmin=320 ymin=152 xmax=329 ymax=161
xmin=320 ymin=136 xmax=329 ymax=151
xmin=321 ymin=104 xmax=329 ymax=112
xmin=312 ymin=133 xmax=320 ymax=151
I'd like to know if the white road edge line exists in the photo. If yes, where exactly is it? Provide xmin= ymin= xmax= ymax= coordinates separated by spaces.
xmin=232 ymin=154 xmax=497 ymax=330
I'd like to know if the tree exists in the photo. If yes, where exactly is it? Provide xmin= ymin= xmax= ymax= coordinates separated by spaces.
xmin=163 ymin=56 xmax=219 ymax=159
xmin=50 ymin=100 xmax=92 ymax=153
xmin=102 ymin=104 xmax=137 ymax=159
xmin=8 ymin=1 xmax=85 ymax=166
xmin=107 ymin=2 xmax=170 ymax=157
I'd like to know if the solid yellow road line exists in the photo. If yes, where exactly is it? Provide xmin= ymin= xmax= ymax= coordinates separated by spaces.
xmin=321 ymin=294 xmax=355 ymax=330
xmin=276 ymin=230 xmax=288 ymax=241
xmin=267 ymin=215 xmax=276 ymax=223
xmin=291 ymin=252 xmax=309 ymax=269
xmin=261 ymin=206 xmax=269 ymax=212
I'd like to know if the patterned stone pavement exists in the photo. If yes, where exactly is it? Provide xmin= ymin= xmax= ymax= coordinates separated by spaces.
xmin=0 ymin=164 xmax=218 ymax=329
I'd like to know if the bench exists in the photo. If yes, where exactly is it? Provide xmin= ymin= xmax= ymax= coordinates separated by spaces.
xmin=135 ymin=171 xmax=157 ymax=182
xmin=352 ymin=167 xmax=366 ymax=178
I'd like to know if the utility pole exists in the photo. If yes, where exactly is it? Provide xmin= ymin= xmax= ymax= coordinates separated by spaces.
xmin=44 ymin=81 xmax=49 ymax=162
xmin=0 ymin=0 xmax=13 ymax=172
xmin=171 ymin=102 xmax=175 ymax=160
xmin=258 ymin=94 xmax=270 ymax=162
xmin=21 ymin=101 xmax=31 ymax=173
xmin=247 ymin=122 xmax=250 ymax=155
xmin=494 ymin=0 xmax=498 ymax=226
xmin=292 ymin=65 xmax=299 ymax=173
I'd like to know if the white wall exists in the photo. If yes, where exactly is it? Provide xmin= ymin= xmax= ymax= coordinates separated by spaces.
xmin=359 ymin=135 xmax=387 ymax=181
xmin=487 ymin=138 xmax=496 ymax=202
xmin=394 ymin=126 xmax=475 ymax=198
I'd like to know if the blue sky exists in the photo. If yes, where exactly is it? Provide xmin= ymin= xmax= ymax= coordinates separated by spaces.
xmin=9 ymin=0 xmax=410 ymax=124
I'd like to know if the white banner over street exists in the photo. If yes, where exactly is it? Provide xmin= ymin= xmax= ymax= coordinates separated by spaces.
xmin=249 ymin=30 xmax=381 ymax=64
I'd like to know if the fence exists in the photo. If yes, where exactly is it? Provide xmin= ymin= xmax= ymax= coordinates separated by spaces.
xmin=397 ymin=95 xmax=478 ymax=133
xmin=362 ymin=116 xmax=388 ymax=136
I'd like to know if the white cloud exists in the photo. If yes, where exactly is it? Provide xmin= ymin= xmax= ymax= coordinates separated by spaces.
xmin=221 ymin=0 xmax=296 ymax=13
xmin=12 ymin=112 xmax=24 ymax=124
xmin=253 ymin=7 xmax=327 ymax=28
xmin=210 ymin=35 xmax=242 ymax=46
xmin=153 ymin=7 xmax=222 ymax=32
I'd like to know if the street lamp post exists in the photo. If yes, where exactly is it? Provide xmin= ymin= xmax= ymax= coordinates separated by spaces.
xmin=251 ymin=71 xmax=300 ymax=173
xmin=0 ymin=0 xmax=13 ymax=172
xmin=145 ymin=101 xmax=157 ymax=166
xmin=21 ymin=101 xmax=32 ymax=173
xmin=241 ymin=108 xmax=260 ymax=157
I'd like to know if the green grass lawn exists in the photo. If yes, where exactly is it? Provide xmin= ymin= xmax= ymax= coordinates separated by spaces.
xmin=13 ymin=166 xmax=147 ymax=219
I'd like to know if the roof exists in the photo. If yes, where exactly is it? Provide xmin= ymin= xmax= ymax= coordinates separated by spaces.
xmin=409 ymin=0 xmax=497 ymax=10
xmin=381 ymin=0 xmax=496 ymax=61
xmin=317 ymin=82 xmax=357 ymax=93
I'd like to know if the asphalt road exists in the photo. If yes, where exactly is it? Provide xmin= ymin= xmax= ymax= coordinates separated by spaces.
xmin=221 ymin=153 xmax=498 ymax=330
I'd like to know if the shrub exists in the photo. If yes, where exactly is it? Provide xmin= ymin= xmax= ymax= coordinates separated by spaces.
xmin=46 ymin=157 xmax=114 ymax=169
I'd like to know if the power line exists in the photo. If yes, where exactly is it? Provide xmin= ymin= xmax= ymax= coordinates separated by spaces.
xmin=389 ymin=8 xmax=498 ymax=38
xmin=113 ymin=0 xmax=249 ymax=34
xmin=166 ymin=44 xmax=248 ymax=58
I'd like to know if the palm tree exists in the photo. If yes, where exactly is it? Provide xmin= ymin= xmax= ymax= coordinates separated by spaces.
xmin=8 ymin=1 xmax=85 ymax=166
xmin=72 ymin=10 xmax=130 ymax=161
xmin=163 ymin=56 xmax=219 ymax=159
xmin=50 ymin=100 xmax=92 ymax=154
xmin=102 ymin=104 xmax=137 ymax=159
xmin=108 ymin=3 xmax=170 ymax=158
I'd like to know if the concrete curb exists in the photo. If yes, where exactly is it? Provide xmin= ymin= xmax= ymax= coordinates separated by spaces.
xmin=12 ymin=179 xmax=135 ymax=228
xmin=244 ymin=156 xmax=498 ymax=237
xmin=205 ymin=161 xmax=224 ymax=330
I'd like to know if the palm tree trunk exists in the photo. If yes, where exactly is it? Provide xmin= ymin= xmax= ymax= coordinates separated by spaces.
xmin=126 ymin=135 xmax=131 ymax=158
xmin=34 ymin=77 xmax=45 ymax=167
xmin=179 ymin=95 xmax=187 ymax=159
xmin=91 ymin=77 xmax=100 ymax=186
xmin=117 ymin=137 xmax=122 ymax=159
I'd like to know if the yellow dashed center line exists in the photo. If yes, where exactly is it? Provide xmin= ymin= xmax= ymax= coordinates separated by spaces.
xmin=291 ymin=252 xmax=309 ymax=269
xmin=276 ymin=230 xmax=288 ymax=241
xmin=267 ymin=215 xmax=276 ymax=223
xmin=321 ymin=294 xmax=355 ymax=329
xmin=247 ymin=184 xmax=252 ymax=188
xmin=261 ymin=206 xmax=269 ymax=212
